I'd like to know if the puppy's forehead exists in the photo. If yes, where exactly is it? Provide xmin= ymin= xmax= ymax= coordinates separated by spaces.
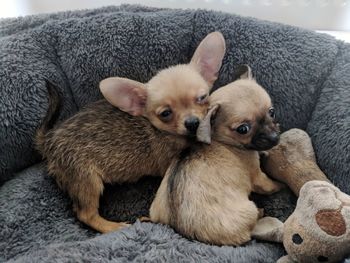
xmin=211 ymin=80 xmax=272 ymax=120
xmin=147 ymin=64 xmax=209 ymax=103
xmin=213 ymin=80 xmax=270 ymax=100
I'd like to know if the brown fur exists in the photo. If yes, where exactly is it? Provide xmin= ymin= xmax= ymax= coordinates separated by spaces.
xmin=149 ymin=69 xmax=282 ymax=245
xmin=35 ymin=32 xmax=226 ymax=233
xmin=35 ymin=81 xmax=61 ymax=152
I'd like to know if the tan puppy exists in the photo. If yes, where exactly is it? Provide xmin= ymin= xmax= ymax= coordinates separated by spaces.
xmin=149 ymin=66 xmax=282 ymax=245
xmin=35 ymin=32 xmax=226 ymax=234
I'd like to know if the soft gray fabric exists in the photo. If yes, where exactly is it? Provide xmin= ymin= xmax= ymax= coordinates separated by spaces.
xmin=1 ymin=164 xmax=287 ymax=262
xmin=0 ymin=4 xmax=349 ymax=262
xmin=307 ymin=41 xmax=350 ymax=190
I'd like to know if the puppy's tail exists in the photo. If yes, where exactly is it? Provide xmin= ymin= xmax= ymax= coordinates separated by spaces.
xmin=35 ymin=80 xmax=61 ymax=155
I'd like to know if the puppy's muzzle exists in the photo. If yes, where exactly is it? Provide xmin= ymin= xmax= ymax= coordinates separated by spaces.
xmin=184 ymin=117 xmax=200 ymax=135
xmin=251 ymin=131 xmax=280 ymax=151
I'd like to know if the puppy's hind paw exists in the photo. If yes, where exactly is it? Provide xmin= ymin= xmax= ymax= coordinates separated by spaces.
xmin=100 ymin=221 xmax=130 ymax=234
xmin=258 ymin=208 xmax=265 ymax=218
xmin=138 ymin=216 xmax=151 ymax=223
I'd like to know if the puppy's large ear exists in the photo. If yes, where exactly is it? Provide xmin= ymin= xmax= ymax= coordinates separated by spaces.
xmin=190 ymin=32 xmax=226 ymax=86
xmin=100 ymin=77 xmax=147 ymax=116
xmin=197 ymin=104 xmax=220 ymax=144
xmin=234 ymin=64 xmax=253 ymax=80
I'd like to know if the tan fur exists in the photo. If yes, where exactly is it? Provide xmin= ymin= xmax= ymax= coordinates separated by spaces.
xmin=145 ymin=65 xmax=211 ymax=135
xmin=150 ymin=74 xmax=282 ymax=245
xmin=36 ymin=32 xmax=226 ymax=233
xmin=211 ymin=79 xmax=274 ymax=148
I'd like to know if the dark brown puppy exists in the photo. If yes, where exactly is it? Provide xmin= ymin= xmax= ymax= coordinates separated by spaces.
xmin=149 ymin=66 xmax=282 ymax=245
xmin=36 ymin=32 xmax=226 ymax=233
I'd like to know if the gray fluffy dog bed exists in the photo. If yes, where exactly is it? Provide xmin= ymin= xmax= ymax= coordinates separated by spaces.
xmin=0 ymin=4 xmax=349 ymax=263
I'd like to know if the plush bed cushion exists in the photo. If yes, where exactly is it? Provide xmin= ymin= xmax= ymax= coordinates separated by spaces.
xmin=0 ymin=5 xmax=349 ymax=262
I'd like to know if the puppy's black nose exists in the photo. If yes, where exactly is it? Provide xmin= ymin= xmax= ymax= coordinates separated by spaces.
xmin=252 ymin=131 xmax=280 ymax=151
xmin=262 ymin=132 xmax=279 ymax=146
xmin=185 ymin=117 xmax=200 ymax=134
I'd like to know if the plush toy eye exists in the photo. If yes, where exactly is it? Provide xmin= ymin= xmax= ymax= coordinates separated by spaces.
xmin=197 ymin=94 xmax=208 ymax=104
xmin=292 ymin=233 xmax=303 ymax=244
xmin=236 ymin=124 xmax=251 ymax=135
xmin=317 ymin=256 xmax=329 ymax=262
xmin=159 ymin=108 xmax=173 ymax=122
xmin=269 ymin=107 xmax=276 ymax=118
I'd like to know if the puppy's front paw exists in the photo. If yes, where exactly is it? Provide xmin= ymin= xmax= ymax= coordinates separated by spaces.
xmin=254 ymin=180 xmax=285 ymax=195
xmin=270 ymin=181 xmax=285 ymax=193
xmin=264 ymin=181 xmax=285 ymax=194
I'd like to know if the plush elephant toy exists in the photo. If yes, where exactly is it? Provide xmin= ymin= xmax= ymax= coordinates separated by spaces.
xmin=252 ymin=129 xmax=350 ymax=263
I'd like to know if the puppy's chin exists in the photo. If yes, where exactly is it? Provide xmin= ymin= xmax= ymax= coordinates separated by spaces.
xmin=157 ymin=126 xmax=199 ymax=141
xmin=176 ymin=126 xmax=204 ymax=141
xmin=245 ymin=140 xmax=279 ymax=151
xmin=186 ymin=133 xmax=198 ymax=142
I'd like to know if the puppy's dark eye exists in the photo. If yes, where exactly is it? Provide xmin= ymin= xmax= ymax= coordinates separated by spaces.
xmin=236 ymin=124 xmax=250 ymax=134
xmin=292 ymin=233 xmax=303 ymax=244
xmin=159 ymin=109 xmax=172 ymax=121
xmin=269 ymin=107 xmax=276 ymax=118
xmin=197 ymin=94 xmax=208 ymax=104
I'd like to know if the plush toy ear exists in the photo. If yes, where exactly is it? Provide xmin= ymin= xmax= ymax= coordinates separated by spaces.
xmin=315 ymin=209 xmax=346 ymax=236
xmin=190 ymin=32 xmax=226 ymax=86
xmin=196 ymin=104 xmax=220 ymax=144
xmin=234 ymin=64 xmax=253 ymax=80
xmin=252 ymin=217 xmax=284 ymax=243
xmin=100 ymin=77 xmax=147 ymax=116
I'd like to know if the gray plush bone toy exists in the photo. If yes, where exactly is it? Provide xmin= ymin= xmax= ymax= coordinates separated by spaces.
xmin=252 ymin=129 xmax=350 ymax=263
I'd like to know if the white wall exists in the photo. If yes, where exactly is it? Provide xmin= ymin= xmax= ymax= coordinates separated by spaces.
xmin=1 ymin=0 xmax=350 ymax=33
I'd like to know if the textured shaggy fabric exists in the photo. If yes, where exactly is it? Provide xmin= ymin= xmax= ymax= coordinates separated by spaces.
xmin=0 ymin=4 xmax=349 ymax=262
